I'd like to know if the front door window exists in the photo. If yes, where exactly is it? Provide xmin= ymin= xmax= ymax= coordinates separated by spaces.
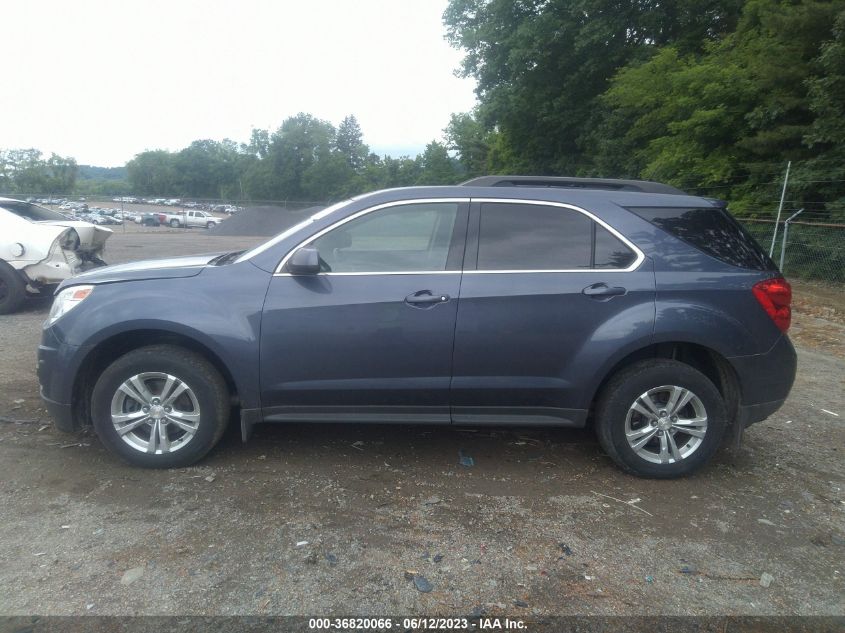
xmin=309 ymin=202 xmax=460 ymax=273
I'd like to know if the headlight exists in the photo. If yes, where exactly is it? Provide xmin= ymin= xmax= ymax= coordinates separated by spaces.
xmin=46 ymin=285 xmax=94 ymax=326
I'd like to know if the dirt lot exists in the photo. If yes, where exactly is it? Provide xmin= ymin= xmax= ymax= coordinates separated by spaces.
xmin=0 ymin=231 xmax=843 ymax=617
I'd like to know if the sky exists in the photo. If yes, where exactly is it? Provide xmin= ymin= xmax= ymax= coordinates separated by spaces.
xmin=2 ymin=0 xmax=477 ymax=167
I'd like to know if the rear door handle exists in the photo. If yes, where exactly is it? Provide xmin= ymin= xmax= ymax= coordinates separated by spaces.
xmin=405 ymin=290 xmax=450 ymax=307
xmin=582 ymin=283 xmax=627 ymax=298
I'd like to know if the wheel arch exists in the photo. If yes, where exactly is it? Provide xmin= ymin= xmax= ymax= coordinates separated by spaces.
xmin=588 ymin=341 xmax=741 ymax=427
xmin=71 ymin=329 xmax=240 ymax=429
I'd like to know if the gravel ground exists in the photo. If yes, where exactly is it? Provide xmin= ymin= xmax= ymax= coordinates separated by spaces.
xmin=0 ymin=232 xmax=843 ymax=617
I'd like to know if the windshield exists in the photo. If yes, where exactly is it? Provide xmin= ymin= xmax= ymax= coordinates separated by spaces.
xmin=234 ymin=199 xmax=352 ymax=263
xmin=0 ymin=201 xmax=68 ymax=222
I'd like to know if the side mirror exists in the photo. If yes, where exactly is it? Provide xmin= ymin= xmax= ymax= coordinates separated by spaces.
xmin=287 ymin=246 xmax=320 ymax=275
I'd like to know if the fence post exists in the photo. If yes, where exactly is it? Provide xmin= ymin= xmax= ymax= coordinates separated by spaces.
xmin=770 ymin=161 xmax=792 ymax=257
xmin=779 ymin=208 xmax=804 ymax=273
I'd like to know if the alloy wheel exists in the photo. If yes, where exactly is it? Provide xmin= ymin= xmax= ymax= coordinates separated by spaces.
xmin=110 ymin=372 xmax=201 ymax=454
xmin=624 ymin=385 xmax=708 ymax=464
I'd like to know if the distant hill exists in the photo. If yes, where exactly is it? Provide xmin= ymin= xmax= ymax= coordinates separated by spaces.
xmin=78 ymin=165 xmax=127 ymax=181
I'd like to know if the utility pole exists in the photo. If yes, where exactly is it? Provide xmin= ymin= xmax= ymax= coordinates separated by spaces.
xmin=770 ymin=161 xmax=791 ymax=257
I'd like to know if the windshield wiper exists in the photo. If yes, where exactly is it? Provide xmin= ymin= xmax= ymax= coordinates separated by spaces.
xmin=210 ymin=250 xmax=245 ymax=266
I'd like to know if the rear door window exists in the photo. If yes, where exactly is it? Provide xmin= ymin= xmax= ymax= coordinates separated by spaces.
xmin=476 ymin=202 xmax=637 ymax=271
xmin=627 ymin=207 xmax=777 ymax=271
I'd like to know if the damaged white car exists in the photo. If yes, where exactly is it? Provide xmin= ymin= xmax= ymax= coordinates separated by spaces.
xmin=0 ymin=198 xmax=111 ymax=314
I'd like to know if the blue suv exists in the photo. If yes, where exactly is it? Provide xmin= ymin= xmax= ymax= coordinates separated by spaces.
xmin=38 ymin=177 xmax=796 ymax=477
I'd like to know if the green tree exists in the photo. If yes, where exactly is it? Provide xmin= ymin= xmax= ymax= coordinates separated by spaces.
xmin=379 ymin=155 xmax=421 ymax=188
xmin=126 ymin=150 xmax=178 ymax=196
xmin=335 ymin=115 xmax=368 ymax=171
xmin=416 ymin=141 xmax=460 ymax=185
xmin=444 ymin=0 xmax=745 ymax=174
xmin=265 ymin=113 xmax=337 ymax=199
xmin=803 ymin=8 xmax=845 ymax=218
xmin=303 ymin=152 xmax=360 ymax=199
xmin=42 ymin=153 xmax=79 ymax=193
xmin=445 ymin=112 xmax=492 ymax=177
xmin=599 ymin=0 xmax=844 ymax=213
xmin=0 ymin=149 xmax=77 ymax=194
xmin=245 ymin=128 xmax=271 ymax=159
xmin=173 ymin=139 xmax=240 ymax=198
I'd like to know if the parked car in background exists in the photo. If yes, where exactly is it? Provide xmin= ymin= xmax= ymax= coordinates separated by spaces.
xmin=163 ymin=209 xmax=222 ymax=229
xmin=138 ymin=213 xmax=163 ymax=226
xmin=87 ymin=213 xmax=122 ymax=226
xmin=0 ymin=198 xmax=111 ymax=314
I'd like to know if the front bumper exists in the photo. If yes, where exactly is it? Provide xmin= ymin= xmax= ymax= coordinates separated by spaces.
xmin=40 ymin=387 xmax=76 ymax=432
xmin=37 ymin=327 xmax=83 ymax=432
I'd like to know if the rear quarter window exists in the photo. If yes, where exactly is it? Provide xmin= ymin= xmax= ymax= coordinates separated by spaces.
xmin=627 ymin=206 xmax=777 ymax=271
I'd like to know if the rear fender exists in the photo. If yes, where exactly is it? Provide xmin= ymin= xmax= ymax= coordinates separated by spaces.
xmin=566 ymin=302 xmax=656 ymax=410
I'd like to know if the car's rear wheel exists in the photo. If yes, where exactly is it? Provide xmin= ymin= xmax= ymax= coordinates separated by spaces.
xmin=91 ymin=345 xmax=229 ymax=468
xmin=170 ymin=219 xmax=180 ymax=228
xmin=595 ymin=360 xmax=727 ymax=478
xmin=0 ymin=262 xmax=27 ymax=315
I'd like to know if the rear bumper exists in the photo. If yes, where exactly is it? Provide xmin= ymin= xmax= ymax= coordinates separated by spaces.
xmin=728 ymin=334 xmax=796 ymax=427
xmin=738 ymin=398 xmax=786 ymax=428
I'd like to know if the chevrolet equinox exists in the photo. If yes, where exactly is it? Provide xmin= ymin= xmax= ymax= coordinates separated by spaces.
xmin=38 ymin=176 xmax=796 ymax=477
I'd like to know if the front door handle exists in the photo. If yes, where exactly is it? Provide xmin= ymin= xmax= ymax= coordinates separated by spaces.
xmin=582 ymin=283 xmax=627 ymax=298
xmin=405 ymin=290 xmax=450 ymax=307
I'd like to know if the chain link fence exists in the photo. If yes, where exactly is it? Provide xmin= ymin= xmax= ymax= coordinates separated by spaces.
xmin=741 ymin=217 xmax=845 ymax=283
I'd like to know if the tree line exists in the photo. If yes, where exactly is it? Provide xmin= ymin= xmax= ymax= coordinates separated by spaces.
xmin=0 ymin=116 xmax=465 ymax=201
xmin=3 ymin=0 xmax=843 ymax=220
xmin=125 ymin=115 xmax=463 ymax=201
xmin=0 ymin=149 xmax=78 ymax=196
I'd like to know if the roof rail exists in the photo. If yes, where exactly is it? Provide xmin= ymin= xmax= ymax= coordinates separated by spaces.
xmin=460 ymin=175 xmax=686 ymax=195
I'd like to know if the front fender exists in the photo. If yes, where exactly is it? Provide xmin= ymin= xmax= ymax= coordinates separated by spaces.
xmin=52 ymin=263 xmax=271 ymax=410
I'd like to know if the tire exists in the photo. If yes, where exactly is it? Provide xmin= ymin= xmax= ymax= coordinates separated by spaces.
xmin=170 ymin=219 xmax=180 ymax=228
xmin=206 ymin=222 xmax=214 ymax=229
xmin=595 ymin=359 xmax=727 ymax=478
xmin=0 ymin=262 xmax=27 ymax=315
xmin=91 ymin=345 xmax=230 ymax=468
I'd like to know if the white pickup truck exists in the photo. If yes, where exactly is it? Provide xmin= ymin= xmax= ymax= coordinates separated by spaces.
xmin=163 ymin=210 xmax=222 ymax=229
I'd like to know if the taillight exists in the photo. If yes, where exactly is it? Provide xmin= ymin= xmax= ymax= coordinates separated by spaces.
xmin=752 ymin=277 xmax=792 ymax=333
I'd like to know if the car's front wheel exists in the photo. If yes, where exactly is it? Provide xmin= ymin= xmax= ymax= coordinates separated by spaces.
xmin=595 ymin=360 xmax=728 ymax=478
xmin=91 ymin=345 xmax=230 ymax=468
